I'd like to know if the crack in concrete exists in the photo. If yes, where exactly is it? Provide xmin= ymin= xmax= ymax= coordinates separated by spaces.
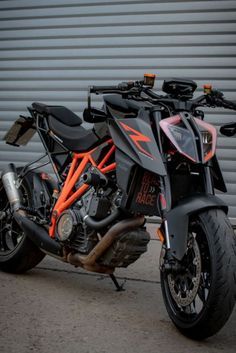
xmin=37 ymin=266 xmax=161 ymax=285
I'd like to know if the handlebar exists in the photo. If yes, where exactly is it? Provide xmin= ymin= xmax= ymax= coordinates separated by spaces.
xmin=90 ymin=81 xmax=139 ymax=94
xmin=220 ymin=98 xmax=236 ymax=110
xmin=88 ymin=79 xmax=236 ymax=116
xmin=90 ymin=85 xmax=121 ymax=93
xmin=186 ymin=90 xmax=236 ymax=112
xmin=203 ymin=89 xmax=236 ymax=110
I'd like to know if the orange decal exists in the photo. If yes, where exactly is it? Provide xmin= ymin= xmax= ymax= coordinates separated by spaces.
xmin=119 ymin=122 xmax=155 ymax=159
xmin=156 ymin=228 xmax=165 ymax=243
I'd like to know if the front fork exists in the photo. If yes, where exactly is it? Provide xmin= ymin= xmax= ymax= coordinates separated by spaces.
xmin=157 ymin=176 xmax=178 ymax=273
xmin=158 ymin=221 xmax=181 ymax=274
xmin=157 ymin=166 xmax=220 ymax=272
xmin=157 ymin=175 xmax=172 ymax=249
xmin=204 ymin=165 xmax=214 ymax=194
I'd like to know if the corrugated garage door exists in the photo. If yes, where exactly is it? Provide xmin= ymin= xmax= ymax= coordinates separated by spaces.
xmin=0 ymin=0 xmax=236 ymax=221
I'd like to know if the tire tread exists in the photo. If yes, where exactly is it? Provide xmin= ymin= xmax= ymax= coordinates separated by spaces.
xmin=161 ymin=209 xmax=236 ymax=340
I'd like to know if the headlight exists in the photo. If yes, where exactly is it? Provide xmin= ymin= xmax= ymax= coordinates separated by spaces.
xmin=194 ymin=118 xmax=217 ymax=161
xmin=159 ymin=115 xmax=217 ymax=163
xmin=159 ymin=115 xmax=198 ymax=162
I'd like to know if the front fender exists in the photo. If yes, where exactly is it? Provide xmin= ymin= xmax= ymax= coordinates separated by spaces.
xmin=165 ymin=194 xmax=228 ymax=260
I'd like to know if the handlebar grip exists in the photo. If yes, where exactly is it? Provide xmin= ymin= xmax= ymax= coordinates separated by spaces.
xmin=90 ymin=85 xmax=119 ymax=93
xmin=221 ymin=98 xmax=236 ymax=110
xmin=90 ymin=81 xmax=136 ymax=93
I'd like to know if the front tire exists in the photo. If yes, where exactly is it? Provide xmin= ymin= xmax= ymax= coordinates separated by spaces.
xmin=160 ymin=209 xmax=236 ymax=340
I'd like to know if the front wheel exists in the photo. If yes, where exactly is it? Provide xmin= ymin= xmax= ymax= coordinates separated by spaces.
xmin=160 ymin=209 xmax=236 ymax=340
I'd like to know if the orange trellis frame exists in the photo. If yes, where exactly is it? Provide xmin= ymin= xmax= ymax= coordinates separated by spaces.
xmin=49 ymin=139 xmax=116 ymax=237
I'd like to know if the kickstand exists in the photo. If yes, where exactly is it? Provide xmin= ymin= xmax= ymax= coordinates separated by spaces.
xmin=109 ymin=274 xmax=125 ymax=292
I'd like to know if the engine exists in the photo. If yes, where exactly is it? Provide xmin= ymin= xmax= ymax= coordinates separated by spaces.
xmin=55 ymin=168 xmax=150 ymax=268
xmin=56 ymin=180 xmax=114 ymax=255
xmin=56 ymin=207 xmax=98 ymax=254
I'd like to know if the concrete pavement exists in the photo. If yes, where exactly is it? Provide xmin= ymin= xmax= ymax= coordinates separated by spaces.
xmin=0 ymin=224 xmax=235 ymax=353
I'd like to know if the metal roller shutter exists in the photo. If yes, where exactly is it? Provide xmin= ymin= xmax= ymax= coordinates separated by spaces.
xmin=0 ymin=0 xmax=236 ymax=221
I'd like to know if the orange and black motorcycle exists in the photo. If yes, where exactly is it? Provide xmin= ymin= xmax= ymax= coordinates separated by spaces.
xmin=0 ymin=75 xmax=236 ymax=340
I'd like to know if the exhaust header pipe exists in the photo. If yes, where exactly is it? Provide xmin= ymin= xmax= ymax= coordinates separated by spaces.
xmin=2 ymin=163 xmax=22 ymax=211
xmin=14 ymin=212 xmax=63 ymax=257
xmin=67 ymin=215 xmax=145 ymax=270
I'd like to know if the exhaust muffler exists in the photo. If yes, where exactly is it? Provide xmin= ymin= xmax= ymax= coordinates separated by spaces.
xmin=2 ymin=163 xmax=22 ymax=211
xmin=1 ymin=163 xmax=62 ymax=257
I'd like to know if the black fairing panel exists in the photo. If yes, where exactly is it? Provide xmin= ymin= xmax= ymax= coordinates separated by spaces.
xmin=104 ymin=95 xmax=132 ymax=112
xmin=211 ymin=155 xmax=227 ymax=192
xmin=115 ymin=149 xmax=135 ymax=193
xmin=108 ymin=108 xmax=166 ymax=176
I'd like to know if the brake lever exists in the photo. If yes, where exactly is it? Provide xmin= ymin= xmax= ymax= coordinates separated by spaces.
xmin=208 ymin=90 xmax=236 ymax=110
xmin=203 ymin=89 xmax=224 ymax=108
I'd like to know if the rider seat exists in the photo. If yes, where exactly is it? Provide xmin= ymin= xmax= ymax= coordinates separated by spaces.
xmin=32 ymin=102 xmax=98 ymax=152
xmin=32 ymin=102 xmax=83 ymax=126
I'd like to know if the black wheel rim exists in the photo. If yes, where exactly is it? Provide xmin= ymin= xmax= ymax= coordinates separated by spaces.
xmin=163 ymin=219 xmax=211 ymax=322
xmin=0 ymin=184 xmax=26 ymax=256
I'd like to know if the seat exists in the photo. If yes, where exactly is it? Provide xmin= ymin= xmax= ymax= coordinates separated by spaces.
xmin=32 ymin=102 xmax=98 ymax=151
xmin=48 ymin=116 xmax=98 ymax=152
xmin=32 ymin=102 xmax=82 ymax=127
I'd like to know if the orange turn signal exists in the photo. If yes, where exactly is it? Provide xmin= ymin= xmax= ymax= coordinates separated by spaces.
xmin=144 ymin=73 xmax=156 ymax=87
xmin=203 ymin=84 xmax=212 ymax=94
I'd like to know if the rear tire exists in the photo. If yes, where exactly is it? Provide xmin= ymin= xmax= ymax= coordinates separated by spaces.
xmin=0 ymin=171 xmax=45 ymax=273
xmin=160 ymin=209 xmax=236 ymax=340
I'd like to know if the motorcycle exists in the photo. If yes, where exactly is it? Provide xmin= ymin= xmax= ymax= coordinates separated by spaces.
xmin=0 ymin=74 xmax=236 ymax=340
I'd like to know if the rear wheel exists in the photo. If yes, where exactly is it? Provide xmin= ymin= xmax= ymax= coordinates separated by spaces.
xmin=0 ymin=173 xmax=45 ymax=273
xmin=160 ymin=209 xmax=236 ymax=340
